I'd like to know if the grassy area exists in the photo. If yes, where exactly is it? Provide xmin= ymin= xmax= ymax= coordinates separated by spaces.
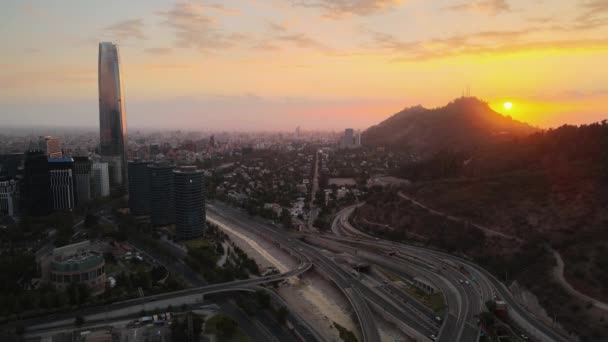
xmin=205 ymin=314 xmax=250 ymax=342
xmin=185 ymin=238 xmax=213 ymax=249
xmin=104 ymin=261 xmax=121 ymax=275
xmin=403 ymin=285 xmax=447 ymax=314
xmin=379 ymin=268 xmax=401 ymax=282
xmin=333 ymin=322 xmax=358 ymax=342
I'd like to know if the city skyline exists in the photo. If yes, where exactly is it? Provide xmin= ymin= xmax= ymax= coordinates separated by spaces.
xmin=1 ymin=0 xmax=608 ymax=131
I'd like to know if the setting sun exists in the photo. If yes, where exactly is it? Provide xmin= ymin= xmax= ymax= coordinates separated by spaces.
xmin=504 ymin=102 xmax=513 ymax=110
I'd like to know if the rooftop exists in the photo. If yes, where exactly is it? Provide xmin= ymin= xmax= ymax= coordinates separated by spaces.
xmin=48 ymin=157 xmax=74 ymax=163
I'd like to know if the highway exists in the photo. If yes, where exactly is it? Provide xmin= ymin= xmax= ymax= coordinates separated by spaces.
xmin=207 ymin=201 xmax=453 ymax=341
xmin=207 ymin=203 xmax=383 ymax=342
xmin=329 ymin=204 xmax=572 ymax=342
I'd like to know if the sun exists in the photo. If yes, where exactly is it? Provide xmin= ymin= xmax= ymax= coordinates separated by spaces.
xmin=503 ymin=102 xmax=513 ymax=110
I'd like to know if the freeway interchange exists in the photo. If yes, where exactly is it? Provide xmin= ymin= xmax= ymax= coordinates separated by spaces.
xmin=20 ymin=201 xmax=571 ymax=342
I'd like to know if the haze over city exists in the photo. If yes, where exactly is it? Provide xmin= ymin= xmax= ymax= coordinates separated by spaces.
xmin=2 ymin=0 xmax=608 ymax=130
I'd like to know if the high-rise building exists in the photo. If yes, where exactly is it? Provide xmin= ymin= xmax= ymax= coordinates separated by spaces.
xmin=39 ymin=136 xmax=63 ymax=158
xmin=92 ymin=162 xmax=110 ymax=199
xmin=127 ymin=160 xmax=150 ymax=216
xmin=0 ymin=153 xmax=24 ymax=178
xmin=148 ymin=162 xmax=174 ymax=227
xmin=73 ymin=157 xmax=92 ymax=205
xmin=340 ymin=128 xmax=361 ymax=149
xmin=98 ymin=42 xmax=128 ymax=187
xmin=0 ymin=178 xmax=19 ymax=217
xmin=173 ymin=166 xmax=205 ymax=240
xmin=149 ymin=143 xmax=161 ymax=156
xmin=23 ymin=151 xmax=50 ymax=216
xmin=48 ymin=158 xmax=75 ymax=210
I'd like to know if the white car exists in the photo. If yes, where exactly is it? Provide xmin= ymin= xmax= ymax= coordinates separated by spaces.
xmin=430 ymin=334 xmax=437 ymax=341
xmin=465 ymin=280 xmax=470 ymax=285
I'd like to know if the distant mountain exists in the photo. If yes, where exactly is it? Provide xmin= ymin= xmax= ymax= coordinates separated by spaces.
xmin=362 ymin=97 xmax=538 ymax=155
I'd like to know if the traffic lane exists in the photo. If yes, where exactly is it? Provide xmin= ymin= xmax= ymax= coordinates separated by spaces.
xmin=437 ymin=313 xmax=459 ymax=342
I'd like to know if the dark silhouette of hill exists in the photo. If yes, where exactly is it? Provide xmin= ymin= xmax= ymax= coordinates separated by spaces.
xmin=356 ymin=120 xmax=608 ymax=340
xmin=362 ymin=97 xmax=537 ymax=155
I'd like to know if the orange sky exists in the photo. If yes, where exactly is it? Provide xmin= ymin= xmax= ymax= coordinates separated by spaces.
xmin=1 ymin=0 xmax=607 ymax=130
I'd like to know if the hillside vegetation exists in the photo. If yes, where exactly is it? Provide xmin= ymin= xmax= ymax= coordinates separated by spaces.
xmin=356 ymin=121 xmax=608 ymax=341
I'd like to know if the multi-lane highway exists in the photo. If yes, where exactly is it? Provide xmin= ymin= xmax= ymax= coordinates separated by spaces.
xmin=329 ymin=203 xmax=572 ymax=342
xmin=208 ymin=201 xmax=450 ymax=342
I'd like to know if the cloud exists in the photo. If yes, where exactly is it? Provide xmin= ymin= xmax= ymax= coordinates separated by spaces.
xmin=253 ymin=21 xmax=329 ymax=51
xmin=0 ymin=68 xmax=95 ymax=89
xmin=366 ymin=27 xmax=608 ymax=61
xmin=276 ymin=32 xmax=329 ymax=50
xmin=445 ymin=0 xmax=511 ymax=15
xmin=144 ymin=47 xmax=173 ymax=55
xmin=158 ymin=2 xmax=244 ymax=51
xmin=576 ymin=0 xmax=608 ymax=29
xmin=104 ymin=19 xmax=146 ymax=40
xmin=290 ymin=0 xmax=402 ymax=18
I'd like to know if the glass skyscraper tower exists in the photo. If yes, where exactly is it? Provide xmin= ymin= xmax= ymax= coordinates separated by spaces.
xmin=98 ymin=42 xmax=128 ymax=186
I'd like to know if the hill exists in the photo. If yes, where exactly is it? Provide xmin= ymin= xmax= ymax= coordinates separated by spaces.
xmin=362 ymin=97 xmax=538 ymax=155
xmin=355 ymin=121 xmax=608 ymax=340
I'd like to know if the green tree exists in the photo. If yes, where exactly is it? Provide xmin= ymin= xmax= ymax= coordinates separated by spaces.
xmin=280 ymin=209 xmax=293 ymax=229
xmin=275 ymin=306 xmax=288 ymax=325
xmin=74 ymin=315 xmax=85 ymax=327
xmin=215 ymin=315 xmax=238 ymax=339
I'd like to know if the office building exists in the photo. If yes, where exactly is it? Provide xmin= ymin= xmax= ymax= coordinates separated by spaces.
xmin=127 ymin=160 xmax=150 ymax=216
xmin=0 ymin=178 xmax=18 ymax=217
xmin=148 ymin=162 xmax=174 ymax=226
xmin=0 ymin=153 xmax=24 ymax=178
xmin=73 ymin=157 xmax=92 ymax=205
xmin=40 ymin=241 xmax=106 ymax=295
xmin=98 ymin=42 xmax=128 ymax=186
xmin=23 ymin=151 xmax=50 ymax=216
xmin=173 ymin=166 xmax=205 ymax=240
xmin=39 ymin=136 xmax=63 ymax=158
xmin=92 ymin=162 xmax=110 ymax=198
xmin=48 ymin=158 xmax=75 ymax=210
xmin=340 ymin=128 xmax=361 ymax=149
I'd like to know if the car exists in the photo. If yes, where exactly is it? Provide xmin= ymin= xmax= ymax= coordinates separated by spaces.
xmin=430 ymin=334 xmax=437 ymax=341
xmin=465 ymin=280 xmax=470 ymax=285
xmin=459 ymin=279 xmax=464 ymax=284
xmin=382 ymin=280 xmax=388 ymax=285
xmin=435 ymin=316 xmax=442 ymax=322
xmin=520 ymin=334 xmax=529 ymax=340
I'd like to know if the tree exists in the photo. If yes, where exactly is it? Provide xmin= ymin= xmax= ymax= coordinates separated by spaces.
xmin=84 ymin=214 xmax=99 ymax=228
xmin=215 ymin=315 xmax=238 ymax=339
xmin=275 ymin=306 xmax=288 ymax=325
xmin=74 ymin=315 xmax=85 ymax=327
xmin=280 ymin=209 xmax=293 ymax=229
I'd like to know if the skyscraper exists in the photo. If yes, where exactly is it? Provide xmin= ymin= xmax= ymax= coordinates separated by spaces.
xmin=98 ymin=42 xmax=128 ymax=187
xmin=23 ymin=151 xmax=50 ymax=216
xmin=173 ymin=166 xmax=205 ymax=240
xmin=73 ymin=157 xmax=92 ymax=205
xmin=148 ymin=162 xmax=174 ymax=227
xmin=92 ymin=162 xmax=110 ymax=199
xmin=0 ymin=178 xmax=18 ymax=217
xmin=127 ymin=160 xmax=150 ymax=216
xmin=48 ymin=158 xmax=75 ymax=210
xmin=39 ymin=136 xmax=63 ymax=158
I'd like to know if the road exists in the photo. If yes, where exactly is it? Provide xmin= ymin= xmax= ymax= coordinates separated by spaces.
xmin=331 ymin=204 xmax=573 ymax=342
xmin=207 ymin=202 xmax=382 ymax=342
xmin=207 ymin=201 xmax=457 ymax=341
